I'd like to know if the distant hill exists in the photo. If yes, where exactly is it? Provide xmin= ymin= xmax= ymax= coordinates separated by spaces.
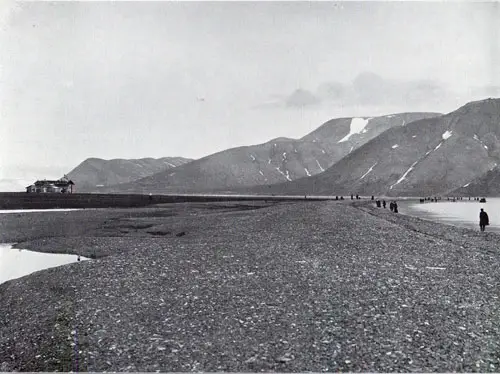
xmin=99 ymin=113 xmax=439 ymax=194
xmin=67 ymin=157 xmax=192 ymax=192
xmin=250 ymin=98 xmax=500 ymax=197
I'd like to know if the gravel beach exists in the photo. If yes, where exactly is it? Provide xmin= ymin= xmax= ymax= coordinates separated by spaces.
xmin=1 ymin=199 xmax=500 ymax=372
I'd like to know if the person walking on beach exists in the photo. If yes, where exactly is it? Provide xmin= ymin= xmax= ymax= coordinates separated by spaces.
xmin=479 ymin=208 xmax=489 ymax=232
xmin=393 ymin=201 xmax=399 ymax=213
xmin=389 ymin=201 xmax=394 ymax=212
xmin=382 ymin=200 xmax=386 ymax=209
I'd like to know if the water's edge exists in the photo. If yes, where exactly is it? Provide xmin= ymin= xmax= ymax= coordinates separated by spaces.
xmin=0 ymin=243 xmax=89 ymax=285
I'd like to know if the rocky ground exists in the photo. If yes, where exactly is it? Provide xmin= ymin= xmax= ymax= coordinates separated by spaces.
xmin=1 ymin=199 xmax=500 ymax=372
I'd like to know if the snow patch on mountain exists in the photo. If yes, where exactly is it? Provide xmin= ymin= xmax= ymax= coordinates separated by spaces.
xmin=250 ymin=154 xmax=256 ymax=161
xmin=259 ymin=170 xmax=264 ymax=176
xmin=484 ymin=145 xmax=488 ymax=149
xmin=392 ymin=144 xmax=399 ymax=149
xmin=442 ymin=130 xmax=452 ymax=140
xmin=275 ymin=167 xmax=291 ymax=181
xmin=463 ymin=182 xmax=470 ymax=187
xmin=316 ymin=160 xmax=324 ymax=172
xmin=390 ymin=160 xmax=419 ymax=190
xmin=338 ymin=118 xmax=370 ymax=143
xmin=434 ymin=142 xmax=443 ymax=151
xmin=305 ymin=168 xmax=311 ymax=177
xmin=360 ymin=163 xmax=378 ymax=180
xmin=164 ymin=161 xmax=176 ymax=168
xmin=412 ymin=135 xmax=417 ymax=138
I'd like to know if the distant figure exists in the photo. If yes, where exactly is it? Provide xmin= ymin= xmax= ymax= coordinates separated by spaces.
xmin=340 ymin=196 xmax=344 ymax=200
xmin=149 ymin=193 xmax=153 ymax=201
xmin=376 ymin=200 xmax=381 ymax=208
xmin=382 ymin=200 xmax=386 ymax=209
xmin=389 ymin=202 xmax=394 ymax=212
xmin=371 ymin=195 xmax=374 ymax=201
xmin=356 ymin=194 xmax=360 ymax=200
xmin=335 ymin=196 xmax=338 ymax=200
xmin=351 ymin=194 xmax=354 ymax=200
xmin=393 ymin=201 xmax=399 ymax=213
xmin=479 ymin=208 xmax=489 ymax=232
xmin=77 ymin=255 xmax=81 ymax=262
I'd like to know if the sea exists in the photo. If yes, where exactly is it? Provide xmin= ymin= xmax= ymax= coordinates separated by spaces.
xmin=400 ymin=198 xmax=500 ymax=233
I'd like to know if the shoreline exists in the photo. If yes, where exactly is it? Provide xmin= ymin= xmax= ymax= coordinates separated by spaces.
xmin=2 ymin=200 xmax=500 ymax=371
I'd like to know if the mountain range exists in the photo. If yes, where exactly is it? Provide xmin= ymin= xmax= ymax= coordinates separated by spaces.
xmin=65 ymin=98 xmax=500 ymax=197
xmin=90 ymin=113 xmax=439 ymax=194
xmin=250 ymin=98 xmax=500 ymax=196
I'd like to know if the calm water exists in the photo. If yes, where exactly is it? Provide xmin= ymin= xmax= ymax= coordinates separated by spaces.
xmin=0 ymin=209 xmax=81 ymax=214
xmin=401 ymin=198 xmax=500 ymax=232
xmin=0 ymin=244 xmax=87 ymax=284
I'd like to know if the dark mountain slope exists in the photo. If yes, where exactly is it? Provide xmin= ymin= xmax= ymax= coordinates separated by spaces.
xmin=67 ymin=157 xmax=192 ymax=191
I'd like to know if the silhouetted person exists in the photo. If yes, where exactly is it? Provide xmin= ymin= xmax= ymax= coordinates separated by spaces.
xmin=371 ymin=195 xmax=374 ymax=200
xmin=376 ymin=200 xmax=381 ymax=208
xmin=479 ymin=208 xmax=489 ymax=232
xmin=382 ymin=200 xmax=386 ymax=209
xmin=389 ymin=202 xmax=394 ymax=212
xmin=356 ymin=194 xmax=359 ymax=200
xmin=351 ymin=194 xmax=354 ymax=200
xmin=340 ymin=196 xmax=344 ymax=200
xmin=335 ymin=196 xmax=338 ymax=200
xmin=393 ymin=202 xmax=398 ymax=213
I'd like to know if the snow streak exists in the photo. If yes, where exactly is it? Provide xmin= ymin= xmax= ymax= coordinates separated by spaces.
xmin=360 ymin=163 xmax=377 ymax=180
xmin=392 ymin=144 xmax=399 ymax=149
xmin=316 ymin=160 xmax=324 ymax=172
xmin=390 ymin=160 xmax=419 ymax=190
xmin=304 ymin=168 xmax=311 ymax=176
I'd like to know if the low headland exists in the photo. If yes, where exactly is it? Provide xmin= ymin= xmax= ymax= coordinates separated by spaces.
xmin=1 ymin=197 xmax=500 ymax=372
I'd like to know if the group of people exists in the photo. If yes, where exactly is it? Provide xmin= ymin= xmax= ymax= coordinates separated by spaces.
xmin=374 ymin=199 xmax=398 ymax=213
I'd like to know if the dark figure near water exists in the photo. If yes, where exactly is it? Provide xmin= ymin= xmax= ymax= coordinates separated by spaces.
xmin=351 ymin=194 xmax=354 ymax=200
xmin=479 ymin=208 xmax=489 ymax=232
xmin=383 ymin=200 xmax=386 ymax=208
xmin=340 ymin=196 xmax=344 ymax=200
xmin=376 ymin=200 xmax=381 ymax=208
xmin=335 ymin=196 xmax=338 ymax=200
xmin=389 ymin=202 xmax=394 ymax=212
xmin=393 ymin=202 xmax=399 ymax=213
xmin=371 ymin=195 xmax=374 ymax=200
xmin=356 ymin=194 xmax=360 ymax=200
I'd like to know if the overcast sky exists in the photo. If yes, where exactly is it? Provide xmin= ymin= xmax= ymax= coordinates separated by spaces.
xmin=1 ymin=1 xmax=499 ymax=187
